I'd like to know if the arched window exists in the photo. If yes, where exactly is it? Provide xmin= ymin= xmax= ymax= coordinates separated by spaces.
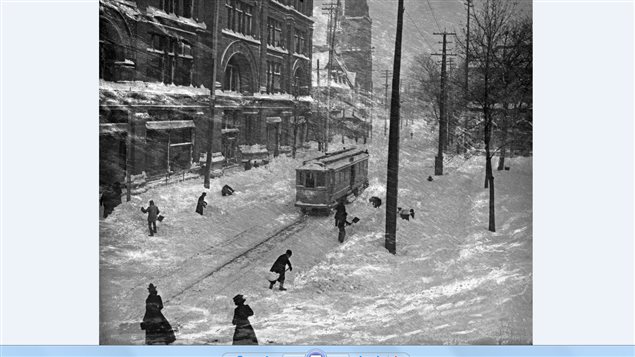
xmin=293 ymin=67 xmax=307 ymax=96
xmin=99 ymin=19 xmax=125 ymax=81
xmin=224 ymin=57 xmax=241 ymax=92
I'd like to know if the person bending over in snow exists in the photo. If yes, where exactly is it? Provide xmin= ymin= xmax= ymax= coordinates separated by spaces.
xmin=269 ymin=250 xmax=293 ymax=291
xmin=141 ymin=200 xmax=160 ymax=236
xmin=397 ymin=207 xmax=415 ymax=221
xmin=369 ymin=196 xmax=382 ymax=208
xmin=195 ymin=192 xmax=207 ymax=215
xmin=222 ymin=184 xmax=235 ymax=196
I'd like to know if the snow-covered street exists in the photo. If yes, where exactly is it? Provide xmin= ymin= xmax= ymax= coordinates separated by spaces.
xmin=100 ymin=120 xmax=532 ymax=345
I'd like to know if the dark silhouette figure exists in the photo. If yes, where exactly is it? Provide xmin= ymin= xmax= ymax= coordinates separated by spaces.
xmin=141 ymin=200 xmax=160 ymax=236
xmin=269 ymin=250 xmax=293 ymax=291
xmin=398 ymin=207 xmax=415 ymax=221
xmin=427 ymin=176 xmax=433 ymax=182
xmin=232 ymin=294 xmax=258 ymax=345
xmin=195 ymin=192 xmax=207 ymax=215
xmin=334 ymin=201 xmax=347 ymax=227
xmin=369 ymin=196 xmax=382 ymax=208
xmin=222 ymin=185 xmax=235 ymax=196
xmin=337 ymin=212 xmax=352 ymax=243
xmin=100 ymin=182 xmax=122 ymax=218
xmin=140 ymin=284 xmax=176 ymax=345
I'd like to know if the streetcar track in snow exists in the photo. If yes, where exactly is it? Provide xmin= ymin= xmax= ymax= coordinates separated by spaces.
xmin=165 ymin=214 xmax=307 ymax=303
xmin=120 ymin=205 xmax=292 ymax=297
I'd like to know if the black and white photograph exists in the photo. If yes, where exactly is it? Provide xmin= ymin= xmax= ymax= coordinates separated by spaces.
xmin=99 ymin=0 xmax=533 ymax=345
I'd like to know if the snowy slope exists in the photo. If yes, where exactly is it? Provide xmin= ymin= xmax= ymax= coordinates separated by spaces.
xmin=100 ymin=117 xmax=531 ymax=345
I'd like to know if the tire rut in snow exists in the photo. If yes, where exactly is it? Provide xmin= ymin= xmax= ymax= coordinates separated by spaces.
xmin=165 ymin=215 xmax=307 ymax=303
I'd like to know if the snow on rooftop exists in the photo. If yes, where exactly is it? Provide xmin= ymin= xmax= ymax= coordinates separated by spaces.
xmin=222 ymin=29 xmax=261 ymax=45
xmin=146 ymin=6 xmax=207 ymax=30
xmin=100 ymin=80 xmax=210 ymax=96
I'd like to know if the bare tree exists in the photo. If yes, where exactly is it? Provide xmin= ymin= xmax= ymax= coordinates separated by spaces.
xmin=466 ymin=0 xmax=518 ymax=232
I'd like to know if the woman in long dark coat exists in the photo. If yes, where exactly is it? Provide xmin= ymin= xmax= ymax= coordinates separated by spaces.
xmin=141 ymin=284 xmax=176 ymax=345
xmin=195 ymin=192 xmax=207 ymax=215
xmin=232 ymin=294 xmax=258 ymax=345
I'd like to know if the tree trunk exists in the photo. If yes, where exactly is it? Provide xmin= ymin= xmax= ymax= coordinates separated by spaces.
xmin=484 ymin=118 xmax=495 ymax=232
xmin=488 ymin=168 xmax=496 ymax=232
xmin=498 ymin=107 xmax=508 ymax=171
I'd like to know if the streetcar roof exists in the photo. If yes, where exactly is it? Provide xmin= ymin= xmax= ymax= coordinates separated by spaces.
xmin=298 ymin=147 xmax=369 ymax=171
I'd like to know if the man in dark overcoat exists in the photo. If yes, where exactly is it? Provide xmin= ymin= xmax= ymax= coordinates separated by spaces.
xmin=195 ymin=192 xmax=207 ymax=215
xmin=269 ymin=250 xmax=293 ymax=291
xmin=141 ymin=200 xmax=160 ymax=236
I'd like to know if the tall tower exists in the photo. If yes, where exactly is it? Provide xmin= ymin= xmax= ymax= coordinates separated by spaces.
xmin=337 ymin=0 xmax=373 ymax=93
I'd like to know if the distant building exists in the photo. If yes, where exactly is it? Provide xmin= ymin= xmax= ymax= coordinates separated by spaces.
xmin=337 ymin=0 xmax=373 ymax=94
xmin=100 ymin=0 xmax=314 ymax=188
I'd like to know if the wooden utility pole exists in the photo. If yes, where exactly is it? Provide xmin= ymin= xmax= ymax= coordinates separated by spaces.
xmin=316 ymin=58 xmax=322 ymax=151
xmin=204 ymin=0 xmax=221 ymax=188
xmin=322 ymin=0 xmax=340 ymax=153
xmin=384 ymin=0 xmax=405 ymax=255
xmin=432 ymin=31 xmax=456 ymax=175
xmin=381 ymin=69 xmax=392 ymax=136
xmin=125 ymin=115 xmax=132 ymax=201
xmin=465 ymin=0 xmax=473 ymax=99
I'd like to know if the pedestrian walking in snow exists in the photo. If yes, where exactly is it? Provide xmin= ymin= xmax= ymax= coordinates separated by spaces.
xmin=269 ymin=250 xmax=293 ymax=291
xmin=141 ymin=200 xmax=160 ymax=236
xmin=195 ymin=192 xmax=207 ymax=215
xmin=231 ymin=294 xmax=258 ymax=345
xmin=140 ymin=284 xmax=176 ymax=345
xmin=222 ymin=184 xmax=235 ymax=196
xmin=369 ymin=196 xmax=382 ymax=208
xmin=427 ymin=176 xmax=433 ymax=182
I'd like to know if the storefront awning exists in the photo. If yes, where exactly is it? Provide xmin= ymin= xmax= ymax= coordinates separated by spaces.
xmin=146 ymin=120 xmax=195 ymax=130
xmin=266 ymin=116 xmax=282 ymax=124
xmin=99 ymin=123 xmax=128 ymax=135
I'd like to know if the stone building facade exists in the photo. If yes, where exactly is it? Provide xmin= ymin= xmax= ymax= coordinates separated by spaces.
xmin=100 ymin=0 xmax=314 ymax=188
xmin=337 ymin=0 xmax=373 ymax=94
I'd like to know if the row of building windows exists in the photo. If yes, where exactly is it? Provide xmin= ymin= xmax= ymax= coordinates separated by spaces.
xmin=224 ymin=2 xmax=308 ymax=56
xmin=161 ymin=0 xmax=194 ymax=19
xmin=266 ymin=61 xmax=282 ymax=93
xmin=275 ymin=0 xmax=308 ymax=15
xmin=147 ymin=33 xmax=193 ymax=85
xmin=225 ymin=0 xmax=253 ymax=36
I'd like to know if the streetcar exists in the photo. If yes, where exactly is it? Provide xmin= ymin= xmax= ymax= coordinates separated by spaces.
xmin=295 ymin=147 xmax=370 ymax=214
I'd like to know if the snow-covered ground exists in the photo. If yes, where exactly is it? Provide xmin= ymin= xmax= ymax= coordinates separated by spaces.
xmin=100 ymin=119 xmax=532 ymax=345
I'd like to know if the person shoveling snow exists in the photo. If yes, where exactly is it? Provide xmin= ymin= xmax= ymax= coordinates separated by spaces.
xmin=268 ymin=250 xmax=293 ymax=291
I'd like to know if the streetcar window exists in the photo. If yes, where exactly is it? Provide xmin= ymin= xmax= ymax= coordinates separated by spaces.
xmin=316 ymin=172 xmax=325 ymax=187
xmin=305 ymin=172 xmax=315 ymax=188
